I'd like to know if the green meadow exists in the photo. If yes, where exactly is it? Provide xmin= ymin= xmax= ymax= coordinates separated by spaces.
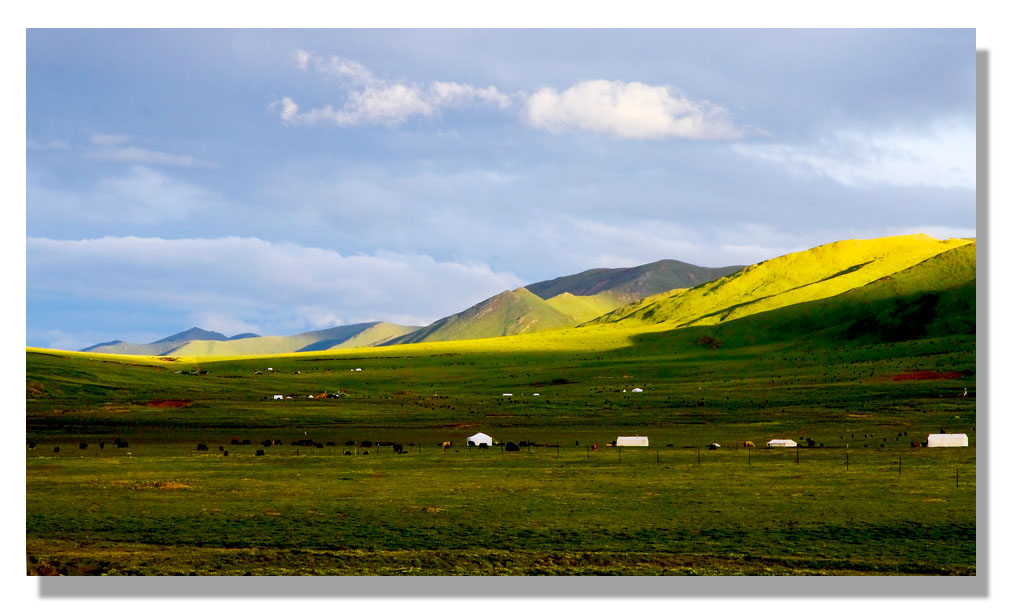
xmin=26 ymin=326 xmax=976 ymax=575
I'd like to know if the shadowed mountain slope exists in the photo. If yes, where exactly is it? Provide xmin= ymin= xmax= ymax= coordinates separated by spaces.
xmin=525 ymin=259 xmax=745 ymax=301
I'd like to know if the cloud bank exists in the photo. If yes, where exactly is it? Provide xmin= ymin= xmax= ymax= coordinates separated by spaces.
xmin=27 ymin=236 xmax=524 ymax=335
xmin=734 ymin=120 xmax=975 ymax=190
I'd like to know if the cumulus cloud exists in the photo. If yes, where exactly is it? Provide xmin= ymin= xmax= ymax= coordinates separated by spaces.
xmin=280 ymin=51 xmax=510 ymax=127
xmin=280 ymin=52 xmax=747 ymax=140
xmin=524 ymin=80 xmax=745 ymax=140
xmin=27 ymin=236 xmax=524 ymax=333
xmin=734 ymin=120 xmax=975 ymax=190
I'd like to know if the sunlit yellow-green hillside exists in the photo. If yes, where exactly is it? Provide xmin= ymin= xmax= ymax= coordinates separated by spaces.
xmin=170 ymin=322 xmax=418 ymax=357
xmin=592 ymin=234 xmax=974 ymax=329
xmin=544 ymin=291 xmax=626 ymax=323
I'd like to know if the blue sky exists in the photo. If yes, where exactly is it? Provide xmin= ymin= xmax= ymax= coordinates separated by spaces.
xmin=26 ymin=28 xmax=976 ymax=350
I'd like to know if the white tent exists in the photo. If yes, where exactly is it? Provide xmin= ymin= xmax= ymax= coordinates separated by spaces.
xmin=467 ymin=432 xmax=493 ymax=447
xmin=615 ymin=436 xmax=648 ymax=447
xmin=631 ymin=388 xmax=643 ymax=392
xmin=767 ymin=439 xmax=798 ymax=448
xmin=927 ymin=433 xmax=969 ymax=447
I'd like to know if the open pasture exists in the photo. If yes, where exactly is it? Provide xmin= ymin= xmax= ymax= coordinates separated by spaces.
xmin=27 ymin=442 xmax=975 ymax=575
xmin=26 ymin=329 xmax=977 ymax=575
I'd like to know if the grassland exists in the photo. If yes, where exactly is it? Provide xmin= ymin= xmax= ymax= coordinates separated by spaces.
xmin=26 ymin=323 xmax=976 ymax=575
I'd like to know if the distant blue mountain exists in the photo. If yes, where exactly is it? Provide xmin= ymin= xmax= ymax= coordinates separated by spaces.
xmin=228 ymin=333 xmax=261 ymax=340
xmin=152 ymin=327 xmax=230 ymax=344
xmin=79 ymin=339 xmax=124 ymax=352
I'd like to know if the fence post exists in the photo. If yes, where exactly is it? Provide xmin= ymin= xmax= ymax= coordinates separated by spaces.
xmin=795 ymin=446 xmax=799 ymax=465
xmin=846 ymin=452 xmax=849 ymax=471
xmin=656 ymin=449 xmax=659 ymax=464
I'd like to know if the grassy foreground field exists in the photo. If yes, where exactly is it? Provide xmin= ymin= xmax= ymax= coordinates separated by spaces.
xmin=26 ymin=321 xmax=976 ymax=575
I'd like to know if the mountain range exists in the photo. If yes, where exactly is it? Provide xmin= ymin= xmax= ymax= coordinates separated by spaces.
xmin=80 ymin=258 xmax=742 ymax=355
xmin=76 ymin=235 xmax=974 ymax=356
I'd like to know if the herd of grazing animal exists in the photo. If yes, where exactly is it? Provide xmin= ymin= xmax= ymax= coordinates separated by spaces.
xmin=27 ymin=431 xmax=965 ymax=457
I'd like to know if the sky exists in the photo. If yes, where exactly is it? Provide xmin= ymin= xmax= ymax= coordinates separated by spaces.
xmin=25 ymin=28 xmax=977 ymax=350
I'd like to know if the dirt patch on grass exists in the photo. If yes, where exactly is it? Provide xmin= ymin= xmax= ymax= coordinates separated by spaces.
xmin=892 ymin=370 xmax=971 ymax=381
xmin=113 ymin=480 xmax=191 ymax=490
xmin=144 ymin=399 xmax=193 ymax=408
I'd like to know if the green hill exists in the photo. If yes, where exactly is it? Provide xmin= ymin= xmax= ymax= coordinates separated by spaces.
xmin=170 ymin=322 xmax=420 ymax=356
xmin=526 ymin=259 xmax=745 ymax=301
xmin=384 ymin=287 xmax=577 ymax=344
xmin=544 ymin=292 xmax=626 ymax=323
xmin=593 ymin=235 xmax=974 ymax=330
xmin=631 ymin=241 xmax=976 ymax=352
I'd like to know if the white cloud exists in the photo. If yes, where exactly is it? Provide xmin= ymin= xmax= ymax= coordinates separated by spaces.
xmin=283 ymin=53 xmax=745 ymax=140
xmin=27 ymin=138 xmax=70 ymax=151
xmin=82 ymin=132 xmax=201 ymax=167
xmin=28 ymin=166 xmax=221 ymax=226
xmin=27 ymin=236 xmax=523 ymax=332
xmin=734 ymin=120 xmax=975 ymax=189
xmin=88 ymin=145 xmax=197 ymax=167
xmin=89 ymin=132 xmax=132 ymax=146
xmin=524 ymin=80 xmax=745 ymax=140
xmin=280 ymin=51 xmax=512 ymax=127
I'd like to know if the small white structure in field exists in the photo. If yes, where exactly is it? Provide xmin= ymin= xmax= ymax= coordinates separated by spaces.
xmin=467 ymin=432 xmax=493 ymax=447
xmin=631 ymin=387 xmax=643 ymax=393
xmin=502 ymin=393 xmax=512 ymax=397
xmin=927 ymin=433 xmax=969 ymax=447
xmin=307 ymin=395 xmax=314 ymax=399
xmin=616 ymin=436 xmax=649 ymax=447
xmin=267 ymin=367 xmax=273 ymax=372
xmin=533 ymin=393 xmax=540 ymax=396
xmin=353 ymin=367 xmax=362 ymax=372
xmin=767 ymin=439 xmax=798 ymax=448
xmin=272 ymin=394 xmax=284 ymax=400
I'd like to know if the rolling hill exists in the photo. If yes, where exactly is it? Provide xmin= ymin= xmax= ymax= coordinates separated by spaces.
xmin=626 ymin=240 xmax=976 ymax=352
xmin=383 ymin=287 xmax=578 ymax=344
xmin=386 ymin=259 xmax=746 ymax=345
xmin=81 ymin=322 xmax=419 ymax=357
xmin=591 ymin=234 xmax=974 ymax=330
